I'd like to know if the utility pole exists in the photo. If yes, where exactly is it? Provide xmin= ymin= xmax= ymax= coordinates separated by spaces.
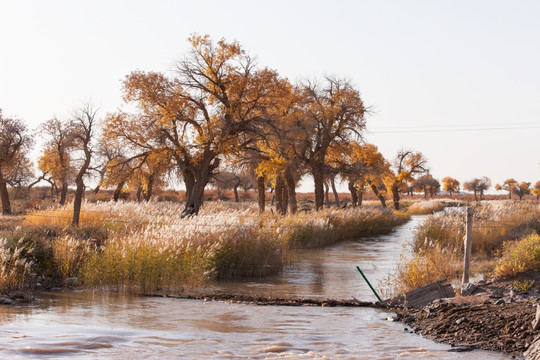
xmin=462 ymin=206 xmax=473 ymax=285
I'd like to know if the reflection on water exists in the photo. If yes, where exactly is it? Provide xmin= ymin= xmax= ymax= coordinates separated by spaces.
xmin=0 ymin=216 xmax=510 ymax=359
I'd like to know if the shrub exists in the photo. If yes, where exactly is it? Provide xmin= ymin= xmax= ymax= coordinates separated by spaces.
xmin=495 ymin=234 xmax=540 ymax=277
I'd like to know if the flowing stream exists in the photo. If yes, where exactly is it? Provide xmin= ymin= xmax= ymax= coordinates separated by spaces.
xmin=0 ymin=216 xmax=509 ymax=359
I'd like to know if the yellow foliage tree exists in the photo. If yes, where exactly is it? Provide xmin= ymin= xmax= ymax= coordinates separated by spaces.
xmin=105 ymin=34 xmax=288 ymax=216
xmin=441 ymin=176 xmax=460 ymax=198
xmin=386 ymin=150 xmax=428 ymax=210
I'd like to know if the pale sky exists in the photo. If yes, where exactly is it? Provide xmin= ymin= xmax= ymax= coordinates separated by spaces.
xmin=1 ymin=0 xmax=539 ymax=192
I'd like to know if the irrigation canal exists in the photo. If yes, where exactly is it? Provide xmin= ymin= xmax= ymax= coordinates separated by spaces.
xmin=0 ymin=216 xmax=509 ymax=359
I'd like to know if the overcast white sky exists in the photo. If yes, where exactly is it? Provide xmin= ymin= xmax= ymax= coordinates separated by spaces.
xmin=1 ymin=0 xmax=539 ymax=192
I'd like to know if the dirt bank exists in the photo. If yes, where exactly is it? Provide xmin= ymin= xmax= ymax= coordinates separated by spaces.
xmin=394 ymin=273 xmax=540 ymax=356
xmin=401 ymin=298 xmax=536 ymax=355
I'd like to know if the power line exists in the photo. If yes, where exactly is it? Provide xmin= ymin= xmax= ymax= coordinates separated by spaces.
xmin=369 ymin=125 xmax=540 ymax=134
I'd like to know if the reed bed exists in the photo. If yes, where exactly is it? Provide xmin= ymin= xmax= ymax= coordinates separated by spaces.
xmin=414 ymin=201 xmax=540 ymax=255
xmin=390 ymin=245 xmax=461 ymax=295
xmin=13 ymin=200 xmax=408 ymax=294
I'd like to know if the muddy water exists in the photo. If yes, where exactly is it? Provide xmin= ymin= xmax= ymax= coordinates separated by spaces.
xmin=0 ymin=217 xmax=509 ymax=359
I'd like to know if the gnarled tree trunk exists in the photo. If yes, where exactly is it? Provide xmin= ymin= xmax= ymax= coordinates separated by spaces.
xmin=285 ymin=168 xmax=297 ymax=214
xmin=59 ymin=182 xmax=68 ymax=205
xmin=369 ymin=182 xmax=386 ymax=208
xmin=0 ymin=171 xmax=11 ymax=215
xmin=311 ymin=161 xmax=325 ymax=211
xmin=113 ymin=181 xmax=125 ymax=202
xmin=391 ymin=183 xmax=400 ymax=210
xmin=348 ymin=181 xmax=358 ymax=207
xmin=181 ymin=153 xmax=220 ymax=218
xmin=331 ymin=177 xmax=340 ymax=207
xmin=275 ymin=172 xmax=286 ymax=215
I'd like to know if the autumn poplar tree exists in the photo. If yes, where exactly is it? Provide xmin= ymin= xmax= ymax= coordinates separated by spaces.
xmin=464 ymin=177 xmax=491 ymax=201
xmin=386 ymin=150 xmax=428 ymax=210
xmin=70 ymin=103 xmax=99 ymax=226
xmin=533 ymin=181 xmax=540 ymax=200
xmin=106 ymin=35 xmax=287 ymax=216
xmin=495 ymin=178 xmax=517 ymax=200
xmin=0 ymin=110 xmax=32 ymax=215
xmin=513 ymin=181 xmax=531 ymax=201
xmin=441 ymin=176 xmax=460 ymax=198
xmin=296 ymin=77 xmax=367 ymax=210
xmin=38 ymin=117 xmax=74 ymax=205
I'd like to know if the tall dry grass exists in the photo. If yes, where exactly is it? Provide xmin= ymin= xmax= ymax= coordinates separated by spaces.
xmin=414 ymin=201 xmax=540 ymax=255
xmin=0 ymin=238 xmax=34 ymax=293
xmin=390 ymin=245 xmax=461 ymax=295
xmin=17 ymin=200 xmax=408 ymax=294
xmin=405 ymin=199 xmax=456 ymax=215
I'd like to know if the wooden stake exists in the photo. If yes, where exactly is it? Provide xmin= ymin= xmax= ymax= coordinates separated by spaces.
xmin=462 ymin=206 xmax=473 ymax=285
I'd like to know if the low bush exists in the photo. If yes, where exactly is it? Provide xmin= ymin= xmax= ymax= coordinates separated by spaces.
xmin=495 ymin=233 xmax=540 ymax=278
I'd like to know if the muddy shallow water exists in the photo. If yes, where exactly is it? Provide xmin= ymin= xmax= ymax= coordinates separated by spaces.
xmin=0 ymin=217 xmax=509 ymax=359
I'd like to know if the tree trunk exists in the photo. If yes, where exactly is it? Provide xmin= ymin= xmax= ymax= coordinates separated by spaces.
xmin=257 ymin=175 xmax=265 ymax=212
xmin=59 ymin=182 xmax=68 ymax=206
xmin=311 ymin=162 xmax=325 ymax=211
xmin=331 ymin=178 xmax=340 ymax=207
xmin=181 ymin=167 xmax=195 ymax=203
xmin=0 ymin=171 xmax=11 ymax=215
xmin=282 ymin=179 xmax=289 ymax=213
xmin=233 ymin=184 xmax=239 ymax=202
xmin=348 ymin=181 xmax=358 ymax=207
xmin=275 ymin=173 xmax=286 ymax=215
xmin=217 ymin=186 xmax=222 ymax=199
xmin=358 ymin=189 xmax=363 ymax=207
xmin=179 ymin=152 xmax=220 ymax=218
xmin=144 ymin=178 xmax=154 ymax=202
xmin=369 ymin=182 xmax=386 ymax=208
xmin=392 ymin=183 xmax=400 ymax=210
xmin=72 ymin=178 xmax=84 ymax=226
xmin=136 ymin=186 xmax=142 ymax=202
xmin=113 ymin=181 xmax=125 ymax=202
xmin=12 ymin=187 xmax=21 ymax=201
xmin=285 ymin=168 xmax=297 ymax=214
xmin=324 ymin=183 xmax=330 ymax=208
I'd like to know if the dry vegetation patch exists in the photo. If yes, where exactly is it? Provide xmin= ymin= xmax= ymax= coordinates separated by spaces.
xmin=1 ymin=201 xmax=408 ymax=295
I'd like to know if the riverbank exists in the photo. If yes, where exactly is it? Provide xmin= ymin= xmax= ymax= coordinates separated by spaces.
xmin=394 ymin=272 xmax=540 ymax=356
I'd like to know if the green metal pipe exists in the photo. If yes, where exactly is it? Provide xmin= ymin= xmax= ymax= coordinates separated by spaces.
xmin=356 ymin=266 xmax=382 ymax=302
